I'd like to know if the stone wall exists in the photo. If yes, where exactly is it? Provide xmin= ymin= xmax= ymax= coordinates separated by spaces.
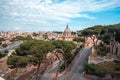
xmin=110 ymin=41 xmax=120 ymax=58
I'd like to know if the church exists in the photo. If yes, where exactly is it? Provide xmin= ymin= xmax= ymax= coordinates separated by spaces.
xmin=58 ymin=25 xmax=76 ymax=41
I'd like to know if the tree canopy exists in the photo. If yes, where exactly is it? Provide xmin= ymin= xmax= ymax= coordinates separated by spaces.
xmin=10 ymin=35 xmax=33 ymax=42
xmin=73 ymin=37 xmax=85 ymax=42
xmin=80 ymin=23 xmax=120 ymax=44
xmin=7 ymin=55 xmax=28 ymax=68
xmin=8 ymin=40 xmax=76 ymax=70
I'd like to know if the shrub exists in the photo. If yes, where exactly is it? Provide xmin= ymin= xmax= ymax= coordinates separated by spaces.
xmin=84 ymin=63 xmax=106 ymax=77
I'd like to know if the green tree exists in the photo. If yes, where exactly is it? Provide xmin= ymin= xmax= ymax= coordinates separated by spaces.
xmin=7 ymin=55 xmax=28 ymax=76
xmin=0 ymin=53 xmax=2 ymax=59
xmin=7 ymin=55 xmax=28 ymax=68
xmin=0 ymin=52 xmax=7 ymax=59
xmin=0 ymin=38 xmax=5 ymax=41
xmin=30 ymin=46 xmax=46 ymax=80
xmin=81 ymin=25 xmax=103 ymax=47
xmin=114 ymin=64 xmax=120 ymax=71
xmin=51 ymin=40 xmax=76 ymax=71
xmin=100 ymin=33 xmax=111 ymax=45
xmin=33 ymin=33 xmax=39 ymax=37
xmin=14 ymin=40 xmax=55 ymax=80
xmin=43 ymin=33 xmax=48 ymax=40
xmin=7 ymin=39 xmax=76 ymax=80
xmin=24 ymin=35 xmax=32 ymax=40
xmin=97 ymin=43 xmax=108 ymax=56
xmin=2 ymin=43 xmax=7 ymax=48
xmin=0 ymin=41 xmax=2 ymax=45
xmin=84 ymin=63 xmax=106 ymax=77
xmin=4 ymin=50 xmax=8 ymax=53
xmin=73 ymin=37 xmax=85 ymax=42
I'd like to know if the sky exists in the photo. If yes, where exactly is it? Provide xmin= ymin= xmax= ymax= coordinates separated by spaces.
xmin=0 ymin=0 xmax=120 ymax=32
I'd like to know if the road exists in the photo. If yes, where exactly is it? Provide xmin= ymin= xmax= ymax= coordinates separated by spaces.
xmin=58 ymin=46 xmax=91 ymax=80
xmin=0 ymin=50 xmax=15 ymax=77
xmin=40 ymin=61 xmax=64 ymax=80
xmin=41 ymin=46 xmax=91 ymax=80
xmin=0 ymin=42 xmax=22 ymax=53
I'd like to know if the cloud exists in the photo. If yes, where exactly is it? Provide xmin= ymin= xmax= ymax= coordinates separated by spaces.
xmin=0 ymin=0 xmax=120 ymax=27
xmin=13 ymin=26 xmax=21 ymax=31
xmin=6 ymin=26 xmax=22 ymax=31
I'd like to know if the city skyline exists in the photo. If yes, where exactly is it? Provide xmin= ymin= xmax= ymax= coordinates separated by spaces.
xmin=0 ymin=0 xmax=120 ymax=32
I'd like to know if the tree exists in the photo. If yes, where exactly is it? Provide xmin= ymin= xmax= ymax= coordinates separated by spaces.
xmin=14 ymin=40 xmax=55 ymax=80
xmin=7 ymin=55 xmax=28 ymax=77
xmin=114 ymin=64 xmax=120 ymax=71
xmin=0 ymin=38 xmax=5 ymax=41
xmin=30 ymin=46 xmax=45 ymax=80
xmin=43 ymin=33 xmax=48 ymax=40
xmin=84 ymin=63 xmax=106 ymax=77
xmin=0 ymin=52 xmax=7 ymax=58
xmin=2 ymin=43 xmax=7 ymax=48
xmin=53 ymin=49 xmax=63 ymax=80
xmin=51 ymin=40 xmax=76 ymax=72
xmin=7 ymin=39 xmax=76 ymax=80
xmin=24 ymin=35 xmax=32 ymax=40
xmin=4 ymin=50 xmax=8 ymax=53
xmin=0 ymin=52 xmax=7 ymax=59
xmin=81 ymin=26 xmax=102 ymax=48
xmin=100 ymin=32 xmax=111 ymax=45
xmin=115 ymin=30 xmax=120 ymax=42
xmin=80 ymin=23 xmax=120 ymax=44
xmin=0 ymin=41 xmax=2 ymax=45
xmin=7 ymin=55 xmax=28 ymax=68
xmin=33 ymin=33 xmax=39 ymax=37
xmin=0 ymin=53 xmax=2 ymax=59
xmin=73 ymin=37 xmax=85 ymax=42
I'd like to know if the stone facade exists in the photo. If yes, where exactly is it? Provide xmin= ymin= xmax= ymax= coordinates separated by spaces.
xmin=110 ymin=41 xmax=120 ymax=58
xmin=58 ymin=25 xmax=75 ymax=41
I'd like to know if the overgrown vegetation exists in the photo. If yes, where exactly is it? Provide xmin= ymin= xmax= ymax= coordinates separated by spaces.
xmin=97 ymin=61 xmax=120 ymax=75
xmin=85 ymin=61 xmax=120 ymax=77
xmin=84 ymin=63 xmax=106 ymax=77
xmin=81 ymin=23 xmax=120 ymax=78
xmin=97 ymin=43 xmax=108 ymax=56
xmin=114 ymin=62 xmax=120 ymax=72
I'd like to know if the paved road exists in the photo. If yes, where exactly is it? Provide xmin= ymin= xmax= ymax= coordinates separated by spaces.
xmin=41 ymin=46 xmax=91 ymax=80
xmin=41 ymin=61 xmax=64 ymax=80
xmin=58 ymin=46 xmax=91 ymax=80
xmin=0 ymin=42 xmax=22 ymax=53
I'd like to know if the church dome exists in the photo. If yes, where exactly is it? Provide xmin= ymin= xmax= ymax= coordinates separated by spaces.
xmin=64 ymin=25 xmax=71 ymax=33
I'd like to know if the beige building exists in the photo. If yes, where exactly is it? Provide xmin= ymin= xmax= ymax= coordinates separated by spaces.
xmin=58 ymin=25 xmax=75 ymax=41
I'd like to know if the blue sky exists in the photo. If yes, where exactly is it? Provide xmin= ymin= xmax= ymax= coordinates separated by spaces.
xmin=0 ymin=0 xmax=120 ymax=32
